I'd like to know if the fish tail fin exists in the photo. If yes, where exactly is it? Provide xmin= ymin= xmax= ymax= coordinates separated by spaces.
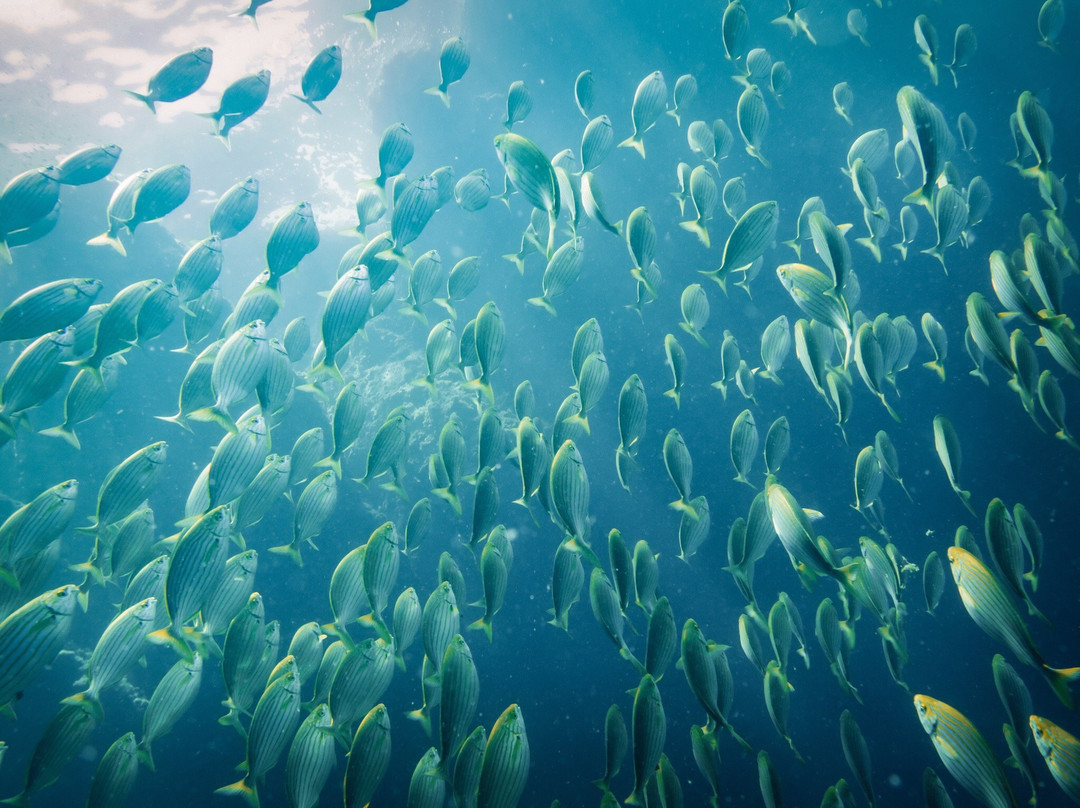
xmin=746 ymin=146 xmax=771 ymax=168
xmin=619 ymin=645 xmax=646 ymax=675
xmin=668 ymin=498 xmax=699 ymax=520
xmin=136 ymin=740 xmax=155 ymax=771
xmin=771 ymin=13 xmax=798 ymax=34
xmin=308 ymin=356 xmax=344 ymax=384
xmin=893 ymin=242 xmax=909 ymax=261
xmin=617 ymin=134 xmax=646 ymax=159
xmin=410 ymin=375 xmax=438 ymax=399
xmin=625 ymin=788 xmax=645 ymax=806
xmin=563 ymin=536 xmax=602 ymax=569
xmin=665 ymin=108 xmax=681 ymax=125
xmin=922 ymin=360 xmax=946 ymax=381
xmin=1042 ymin=665 xmax=1080 ymax=709
xmin=616 ymin=446 xmax=637 ymax=492
xmin=1027 ymin=599 xmax=1052 ymax=626
xmin=946 ymin=65 xmax=959 ymax=88
xmin=268 ymin=542 xmax=303 ymax=567
xmin=855 ymin=236 xmax=881 ymax=263
xmin=424 ymin=85 xmax=451 ymax=107
xmin=699 ymin=267 xmax=728 ymax=294
xmin=122 ymin=89 xmax=157 ymax=113
xmin=147 ymin=627 xmax=195 ymax=661
xmin=289 ymin=93 xmax=321 ymax=114
xmin=60 ymin=691 xmax=104 ymax=721
xmin=344 ymin=10 xmax=377 ymax=38
xmin=404 ymin=707 xmax=431 ymax=735
xmin=214 ymin=776 xmax=258 ymax=808
xmin=502 ymin=252 xmax=527 ymax=275
xmin=313 ymin=455 xmax=343 ymax=479
xmin=629 ymin=266 xmax=660 ymax=300
xmin=678 ymin=218 xmax=711 ymax=248
xmin=902 ymin=187 xmax=934 ymax=211
xmin=86 ymin=231 xmax=127 ymax=256
xmin=188 ymin=405 xmax=237 ymax=433
xmin=565 ymin=411 xmax=590 ymax=435
xmin=212 ymin=131 xmax=232 ymax=152
xmin=662 ymin=387 xmax=681 ymax=409
xmin=468 ymin=616 xmax=493 ymax=643
xmin=0 ymin=791 xmax=29 ymax=807
xmin=39 ymin=424 xmax=80 ymax=448
xmin=920 ymin=246 xmax=949 ymax=274
xmin=464 ymin=376 xmax=495 ymax=405
xmin=526 ymin=296 xmax=557 ymax=317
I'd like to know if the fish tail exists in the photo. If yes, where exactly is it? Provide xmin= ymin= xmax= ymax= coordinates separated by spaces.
xmin=122 ymin=89 xmax=157 ymax=114
xmin=344 ymin=10 xmax=377 ymax=38
xmin=212 ymin=130 xmax=233 ymax=152
xmin=147 ymin=626 xmax=195 ymax=662
xmin=902 ymin=187 xmax=934 ymax=211
xmin=668 ymin=498 xmax=699 ymax=520
xmin=617 ymin=134 xmax=646 ymax=159
xmin=678 ymin=218 xmax=711 ymax=248
xmin=60 ymin=691 xmax=104 ymax=721
xmin=86 ymin=231 xmax=127 ymax=256
xmin=468 ymin=616 xmax=493 ymax=643
xmin=625 ymin=788 xmax=646 ymax=806
xmin=214 ymin=776 xmax=258 ymax=808
xmin=771 ymin=13 xmax=798 ymax=34
xmin=404 ymin=707 xmax=431 ymax=735
xmin=565 ymin=411 xmax=590 ymax=435
xmin=0 ymin=566 xmax=18 ymax=590
xmin=662 ymin=387 xmax=681 ymax=409
xmin=619 ymin=645 xmax=646 ymax=675
xmin=378 ymin=477 xmax=409 ymax=501
xmin=289 ymin=93 xmax=322 ymax=114
xmin=410 ymin=375 xmax=438 ymax=399
xmin=136 ymin=740 xmax=155 ymax=771
xmin=629 ymin=266 xmax=659 ymax=300
xmin=922 ymin=360 xmax=946 ymax=382
xmin=855 ymin=236 xmax=881 ymax=263
xmin=1042 ymin=665 xmax=1080 ymax=709
xmin=313 ymin=455 xmax=343 ymax=479
xmin=699 ymin=266 xmax=728 ymax=294
xmin=665 ymin=108 xmax=681 ymax=125
xmin=424 ymin=85 xmax=451 ymax=107
xmin=308 ymin=356 xmax=344 ymax=384
xmin=526 ymin=296 xmax=557 ymax=317
xmin=1027 ymin=598 xmax=1052 ymax=627
xmin=0 ymin=791 xmax=29 ymax=807
xmin=563 ymin=536 xmax=602 ymax=569
xmin=920 ymin=246 xmax=949 ymax=274
xmin=268 ymin=542 xmax=303 ymax=567
xmin=746 ymin=145 xmax=771 ymax=168
xmin=464 ymin=376 xmax=495 ymax=405
xmin=892 ymin=242 xmax=909 ymax=261
xmin=502 ymin=252 xmax=527 ymax=275
xmin=188 ymin=405 xmax=237 ymax=434
xmin=39 ymin=423 xmax=80 ymax=448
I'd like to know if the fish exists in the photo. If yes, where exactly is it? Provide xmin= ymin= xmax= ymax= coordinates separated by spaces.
xmin=426 ymin=37 xmax=470 ymax=106
xmin=618 ymin=71 xmax=667 ymax=158
xmin=291 ymin=45 xmax=342 ymax=113
xmin=202 ymin=70 xmax=271 ymax=150
xmin=123 ymin=47 xmax=213 ymax=113
xmin=626 ymin=674 xmax=665 ymax=805
xmin=477 ymin=704 xmax=530 ymax=808
xmin=914 ymin=694 xmax=1017 ymax=808
xmin=1030 ymin=714 xmax=1080 ymax=803
xmin=56 ymin=144 xmax=121 ymax=186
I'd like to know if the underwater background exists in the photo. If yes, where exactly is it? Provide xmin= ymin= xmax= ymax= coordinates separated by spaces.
xmin=1 ymin=0 xmax=1079 ymax=806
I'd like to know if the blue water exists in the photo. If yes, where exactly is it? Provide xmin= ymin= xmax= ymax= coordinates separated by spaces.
xmin=1 ymin=0 xmax=1079 ymax=806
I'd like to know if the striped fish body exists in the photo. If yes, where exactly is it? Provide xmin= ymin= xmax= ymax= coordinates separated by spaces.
xmin=127 ymin=164 xmax=190 ymax=231
xmin=362 ymin=413 xmax=408 ymax=485
xmin=139 ymin=652 xmax=203 ymax=768
xmin=1031 ymin=715 xmax=1080 ymax=803
xmin=429 ymin=37 xmax=469 ymax=105
xmin=93 ymin=440 xmax=167 ymax=530
xmin=494 ymin=133 xmax=559 ymax=219
xmin=210 ymin=177 xmax=259 ymax=239
xmin=515 ymin=417 xmax=549 ymax=505
xmin=478 ymin=704 xmax=530 ymax=808
xmin=288 ymin=427 xmax=324 ymax=488
xmin=329 ymin=637 xmax=395 ymax=729
xmin=297 ymin=45 xmax=342 ymax=107
xmin=264 ymin=202 xmax=315 ymax=283
xmin=310 ymin=641 xmax=345 ymax=710
xmin=422 ymin=581 xmax=460 ymax=675
xmin=389 ymin=176 xmax=438 ymax=253
xmin=163 ymin=506 xmax=230 ymax=630
xmin=680 ymin=618 xmax=720 ymax=723
xmin=173 ymin=236 xmax=224 ymax=304
xmin=86 ymin=731 xmax=139 ymax=808
xmin=375 ymin=123 xmax=414 ymax=189
xmin=361 ymin=522 xmax=400 ymax=637
xmin=92 ymin=168 xmax=150 ymax=250
xmin=0 ymin=584 xmax=78 ymax=708
xmin=47 ymin=353 xmax=122 ymax=446
xmin=0 ymin=166 xmax=62 ymax=235
xmin=503 ymin=80 xmax=532 ymax=129
xmin=208 ymin=72 xmax=270 ymax=141
xmin=470 ymin=467 xmax=500 ymax=545
xmin=0 ymin=278 xmax=102 ymax=342
xmin=766 ymin=482 xmax=836 ymax=580
xmin=0 ymin=479 xmax=78 ymax=567
xmin=10 ymin=700 xmax=100 ymax=803
xmin=328 ymin=545 xmax=368 ymax=634
xmin=201 ymin=550 xmax=258 ymax=637
xmin=218 ymin=664 xmax=302 ymax=802
xmin=896 ymin=86 xmax=954 ymax=207
xmin=617 ymin=374 xmax=648 ymax=455
xmin=209 ymin=413 xmax=267 ymax=508
xmin=549 ymin=440 xmax=590 ymax=546
xmin=0 ymin=326 xmax=75 ymax=417
xmin=644 ymin=597 xmax=676 ymax=679
xmin=914 ymin=694 xmax=1016 ymax=808
xmin=285 ymin=702 xmax=336 ymax=808
xmin=234 ymin=454 xmax=290 ymax=533
xmin=439 ymin=634 xmax=480 ymax=767
xmin=286 ymin=622 xmax=326 ymax=687
xmin=549 ymin=541 xmax=584 ymax=631
xmin=453 ymin=726 xmax=486 ymax=808
xmin=408 ymin=747 xmax=446 ymax=807
xmin=627 ymin=676 xmax=665 ymax=805
xmin=473 ymin=541 xmax=508 ymax=640
xmin=73 ymin=596 xmax=157 ymax=708
xmin=221 ymin=593 xmax=266 ymax=712
xmin=291 ymin=470 xmax=338 ymax=547
xmin=319 ymin=266 xmax=371 ymax=372
xmin=619 ymin=71 xmax=667 ymax=158
xmin=344 ymin=704 xmax=392 ymax=808
xmin=206 ymin=320 xmax=270 ymax=427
